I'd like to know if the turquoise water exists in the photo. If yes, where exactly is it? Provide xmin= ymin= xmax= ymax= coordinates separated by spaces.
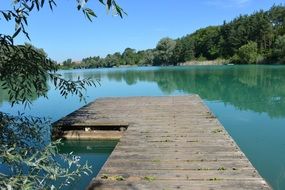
xmin=1 ymin=65 xmax=285 ymax=189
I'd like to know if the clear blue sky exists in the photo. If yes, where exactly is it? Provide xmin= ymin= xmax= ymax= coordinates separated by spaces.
xmin=2 ymin=0 xmax=284 ymax=62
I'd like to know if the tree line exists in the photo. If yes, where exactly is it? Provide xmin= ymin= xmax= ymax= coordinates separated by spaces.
xmin=61 ymin=5 xmax=285 ymax=69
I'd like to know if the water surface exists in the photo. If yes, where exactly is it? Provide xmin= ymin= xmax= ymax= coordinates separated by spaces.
xmin=58 ymin=140 xmax=117 ymax=189
xmin=1 ymin=65 xmax=285 ymax=190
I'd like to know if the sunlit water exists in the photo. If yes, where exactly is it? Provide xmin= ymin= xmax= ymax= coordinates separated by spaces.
xmin=1 ymin=65 xmax=285 ymax=190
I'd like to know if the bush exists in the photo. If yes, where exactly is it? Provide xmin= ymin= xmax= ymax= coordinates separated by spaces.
xmin=273 ymin=35 xmax=285 ymax=63
xmin=231 ymin=42 xmax=260 ymax=64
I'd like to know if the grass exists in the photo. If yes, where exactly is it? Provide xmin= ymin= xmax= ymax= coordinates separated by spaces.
xmin=143 ymin=176 xmax=156 ymax=182
xmin=197 ymin=168 xmax=210 ymax=171
xmin=212 ymin=129 xmax=223 ymax=133
xmin=209 ymin=177 xmax=221 ymax=181
xmin=101 ymin=174 xmax=109 ymax=179
xmin=218 ymin=167 xmax=226 ymax=171
xmin=114 ymin=176 xmax=125 ymax=181
xmin=100 ymin=174 xmax=125 ymax=181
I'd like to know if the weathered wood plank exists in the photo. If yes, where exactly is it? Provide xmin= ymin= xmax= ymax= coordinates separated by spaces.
xmin=61 ymin=131 xmax=123 ymax=140
xmin=88 ymin=180 xmax=269 ymax=190
xmin=54 ymin=96 xmax=271 ymax=189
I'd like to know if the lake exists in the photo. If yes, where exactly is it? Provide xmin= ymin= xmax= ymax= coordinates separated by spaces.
xmin=1 ymin=65 xmax=285 ymax=190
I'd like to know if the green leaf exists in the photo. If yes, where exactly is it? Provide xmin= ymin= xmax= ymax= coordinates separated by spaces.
xmin=107 ymin=0 xmax=112 ymax=10
xmin=2 ymin=12 xmax=11 ymax=21
xmin=12 ymin=27 xmax=21 ymax=38
xmin=86 ymin=8 xmax=96 ymax=17
xmin=41 ymin=0 xmax=45 ymax=7
xmin=35 ymin=0 xmax=40 ymax=10
xmin=23 ymin=16 xmax=28 ymax=25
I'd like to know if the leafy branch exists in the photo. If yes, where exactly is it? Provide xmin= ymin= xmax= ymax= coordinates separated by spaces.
xmin=51 ymin=74 xmax=100 ymax=103
xmin=0 ymin=139 xmax=92 ymax=190
xmin=0 ymin=0 xmax=124 ymax=107
xmin=0 ymin=43 xmax=100 ymax=107
xmin=0 ymin=0 xmax=126 ymax=43
xmin=0 ymin=1 xmax=125 ymax=189
xmin=0 ymin=112 xmax=92 ymax=189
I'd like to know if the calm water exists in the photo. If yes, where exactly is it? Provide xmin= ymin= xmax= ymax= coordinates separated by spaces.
xmin=1 ymin=65 xmax=285 ymax=189
xmin=57 ymin=140 xmax=118 ymax=189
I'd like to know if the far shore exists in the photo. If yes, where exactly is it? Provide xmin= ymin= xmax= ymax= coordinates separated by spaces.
xmin=60 ymin=59 xmax=285 ymax=70
xmin=59 ymin=60 xmax=228 ymax=70
xmin=177 ymin=59 xmax=228 ymax=66
xmin=114 ymin=59 xmax=229 ymax=68
xmin=113 ymin=59 xmax=229 ymax=68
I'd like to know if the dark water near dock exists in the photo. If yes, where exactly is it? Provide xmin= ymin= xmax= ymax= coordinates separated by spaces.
xmin=1 ymin=65 xmax=285 ymax=189
xmin=57 ymin=140 xmax=117 ymax=189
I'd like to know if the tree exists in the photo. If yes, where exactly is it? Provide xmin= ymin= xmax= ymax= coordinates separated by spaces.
xmin=0 ymin=0 xmax=125 ymax=189
xmin=137 ymin=49 xmax=156 ymax=66
xmin=173 ymin=38 xmax=195 ymax=63
xmin=231 ymin=41 xmax=260 ymax=64
xmin=63 ymin=58 xmax=73 ymax=66
xmin=269 ymin=5 xmax=285 ymax=36
xmin=154 ymin=37 xmax=176 ymax=65
xmin=122 ymin=48 xmax=138 ymax=65
xmin=104 ymin=52 xmax=123 ymax=67
xmin=273 ymin=35 xmax=285 ymax=63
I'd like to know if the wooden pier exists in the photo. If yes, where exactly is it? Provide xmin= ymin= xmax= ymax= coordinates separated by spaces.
xmin=54 ymin=96 xmax=271 ymax=190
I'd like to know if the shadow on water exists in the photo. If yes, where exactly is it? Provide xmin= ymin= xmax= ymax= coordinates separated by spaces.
xmin=57 ymin=140 xmax=118 ymax=190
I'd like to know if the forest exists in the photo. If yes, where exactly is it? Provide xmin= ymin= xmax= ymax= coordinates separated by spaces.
xmin=61 ymin=5 xmax=285 ymax=69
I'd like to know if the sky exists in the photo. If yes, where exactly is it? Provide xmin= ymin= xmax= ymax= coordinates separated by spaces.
xmin=1 ymin=0 xmax=284 ymax=62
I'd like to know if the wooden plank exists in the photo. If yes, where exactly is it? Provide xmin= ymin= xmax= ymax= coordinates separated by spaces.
xmin=61 ymin=131 xmax=123 ymax=140
xmin=54 ymin=96 xmax=271 ymax=189
xmin=88 ymin=180 xmax=269 ymax=190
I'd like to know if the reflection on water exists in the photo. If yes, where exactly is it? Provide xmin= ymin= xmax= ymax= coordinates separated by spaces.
xmin=102 ymin=65 xmax=285 ymax=118
xmin=1 ymin=65 xmax=285 ymax=189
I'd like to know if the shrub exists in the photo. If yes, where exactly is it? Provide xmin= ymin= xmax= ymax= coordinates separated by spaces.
xmin=273 ymin=35 xmax=285 ymax=63
xmin=231 ymin=42 xmax=260 ymax=64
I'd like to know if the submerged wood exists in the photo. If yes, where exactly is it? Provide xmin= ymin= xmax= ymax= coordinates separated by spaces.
xmin=54 ymin=96 xmax=271 ymax=189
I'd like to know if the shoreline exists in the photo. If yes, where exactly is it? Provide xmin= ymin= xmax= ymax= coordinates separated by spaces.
xmin=177 ymin=59 xmax=228 ymax=66
xmin=59 ymin=59 xmax=285 ymax=70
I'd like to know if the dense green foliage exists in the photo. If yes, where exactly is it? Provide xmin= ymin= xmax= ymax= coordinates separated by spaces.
xmin=273 ymin=35 xmax=285 ymax=63
xmin=230 ymin=42 xmax=261 ymax=64
xmin=62 ymin=5 xmax=285 ymax=69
